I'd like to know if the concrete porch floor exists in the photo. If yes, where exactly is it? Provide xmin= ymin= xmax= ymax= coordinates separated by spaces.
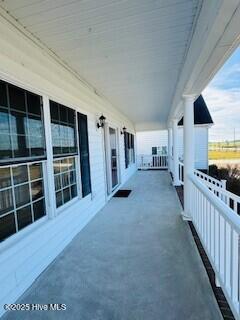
xmin=4 ymin=171 xmax=222 ymax=320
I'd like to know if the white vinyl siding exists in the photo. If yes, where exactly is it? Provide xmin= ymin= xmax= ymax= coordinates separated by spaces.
xmin=136 ymin=126 xmax=209 ymax=170
xmin=0 ymin=19 xmax=137 ymax=317
xmin=178 ymin=126 xmax=209 ymax=170
xmin=136 ymin=131 xmax=168 ymax=155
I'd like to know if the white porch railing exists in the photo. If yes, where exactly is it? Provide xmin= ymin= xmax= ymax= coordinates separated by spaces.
xmin=137 ymin=154 xmax=168 ymax=170
xmin=178 ymin=159 xmax=240 ymax=318
xmin=194 ymin=169 xmax=226 ymax=189
xmin=189 ymin=174 xmax=240 ymax=320
xmin=178 ymin=160 xmax=184 ymax=185
xmin=178 ymin=160 xmax=226 ymax=190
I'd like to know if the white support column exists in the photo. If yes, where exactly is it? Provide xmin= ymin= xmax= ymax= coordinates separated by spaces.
xmin=167 ymin=127 xmax=172 ymax=172
xmin=42 ymin=95 xmax=56 ymax=219
xmin=183 ymin=95 xmax=195 ymax=220
xmin=172 ymin=119 xmax=180 ymax=186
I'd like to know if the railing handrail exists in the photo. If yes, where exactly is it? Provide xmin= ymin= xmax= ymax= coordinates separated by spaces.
xmin=137 ymin=154 xmax=168 ymax=169
xmin=138 ymin=153 xmax=168 ymax=156
xmin=197 ymin=177 xmax=240 ymax=203
xmin=194 ymin=169 xmax=225 ymax=188
xmin=190 ymin=174 xmax=240 ymax=233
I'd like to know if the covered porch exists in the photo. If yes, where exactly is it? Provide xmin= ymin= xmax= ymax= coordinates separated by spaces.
xmin=0 ymin=1 xmax=240 ymax=319
xmin=3 ymin=170 xmax=221 ymax=320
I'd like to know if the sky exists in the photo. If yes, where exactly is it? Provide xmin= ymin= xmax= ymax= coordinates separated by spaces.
xmin=202 ymin=47 xmax=240 ymax=142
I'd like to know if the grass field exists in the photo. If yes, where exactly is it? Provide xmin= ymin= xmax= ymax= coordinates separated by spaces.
xmin=209 ymin=150 xmax=240 ymax=160
xmin=209 ymin=140 xmax=240 ymax=149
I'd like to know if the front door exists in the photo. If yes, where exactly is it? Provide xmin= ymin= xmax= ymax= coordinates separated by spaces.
xmin=109 ymin=127 xmax=118 ymax=189
xmin=104 ymin=125 xmax=119 ymax=194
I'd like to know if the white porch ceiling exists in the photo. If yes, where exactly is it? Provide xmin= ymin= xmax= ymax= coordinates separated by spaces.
xmin=1 ymin=0 xmax=200 ymax=128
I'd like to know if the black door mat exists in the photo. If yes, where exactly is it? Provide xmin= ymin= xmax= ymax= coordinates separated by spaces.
xmin=113 ymin=190 xmax=132 ymax=197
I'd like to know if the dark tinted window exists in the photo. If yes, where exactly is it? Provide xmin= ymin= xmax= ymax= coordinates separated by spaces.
xmin=0 ymin=214 xmax=16 ymax=242
xmin=0 ymin=81 xmax=46 ymax=163
xmin=0 ymin=162 xmax=46 ymax=242
xmin=50 ymin=101 xmax=77 ymax=156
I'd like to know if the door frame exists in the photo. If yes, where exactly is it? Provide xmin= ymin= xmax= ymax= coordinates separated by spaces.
xmin=104 ymin=123 xmax=121 ymax=195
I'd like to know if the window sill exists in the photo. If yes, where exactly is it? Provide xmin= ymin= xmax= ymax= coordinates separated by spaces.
xmin=0 ymin=215 xmax=48 ymax=255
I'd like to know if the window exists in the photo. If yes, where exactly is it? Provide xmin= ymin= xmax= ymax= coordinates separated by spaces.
xmin=152 ymin=146 xmax=167 ymax=155
xmin=0 ymin=162 xmax=46 ymax=242
xmin=50 ymin=101 xmax=77 ymax=156
xmin=0 ymin=81 xmax=46 ymax=163
xmin=124 ymin=132 xmax=135 ymax=168
xmin=152 ymin=147 xmax=157 ymax=155
xmin=77 ymin=113 xmax=91 ymax=197
xmin=0 ymin=80 xmax=47 ymax=242
xmin=50 ymin=101 xmax=78 ymax=207
xmin=53 ymin=156 xmax=78 ymax=208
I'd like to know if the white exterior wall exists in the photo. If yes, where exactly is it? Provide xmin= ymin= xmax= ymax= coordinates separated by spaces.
xmin=178 ymin=126 xmax=209 ymax=170
xmin=136 ymin=126 xmax=209 ymax=170
xmin=0 ymin=16 xmax=137 ymax=317
xmin=136 ymin=131 xmax=168 ymax=155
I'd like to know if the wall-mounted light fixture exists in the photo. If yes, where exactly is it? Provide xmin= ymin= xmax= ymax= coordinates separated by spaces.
xmin=97 ymin=115 xmax=106 ymax=128
xmin=121 ymin=126 xmax=127 ymax=135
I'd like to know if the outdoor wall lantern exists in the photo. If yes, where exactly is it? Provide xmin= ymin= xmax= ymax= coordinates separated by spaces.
xmin=97 ymin=115 xmax=106 ymax=128
xmin=121 ymin=126 xmax=127 ymax=135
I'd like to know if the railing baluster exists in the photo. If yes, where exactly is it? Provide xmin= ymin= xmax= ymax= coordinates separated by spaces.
xmin=224 ymin=220 xmax=227 ymax=285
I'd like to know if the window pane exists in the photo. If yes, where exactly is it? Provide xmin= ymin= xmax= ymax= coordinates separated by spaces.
xmin=33 ymin=199 xmax=45 ymax=221
xmin=8 ymin=85 xmax=26 ymax=112
xmin=68 ymin=108 xmax=75 ymax=124
xmin=0 ymin=167 xmax=11 ymax=188
xmin=53 ymin=156 xmax=77 ymax=208
xmin=14 ymin=183 xmax=30 ymax=208
xmin=31 ymin=180 xmax=43 ymax=201
xmin=29 ymin=163 xmax=42 ymax=180
xmin=0 ymin=213 xmax=16 ymax=242
xmin=70 ymin=184 xmax=77 ymax=199
xmin=13 ymin=165 xmax=28 ymax=185
xmin=54 ymin=174 xmax=61 ymax=191
xmin=10 ymin=110 xmax=27 ymax=135
xmin=59 ymin=105 xmax=68 ymax=122
xmin=0 ymin=81 xmax=8 ymax=107
xmin=26 ymin=92 xmax=41 ymax=115
xmin=0 ymin=81 xmax=46 ymax=164
xmin=28 ymin=115 xmax=44 ymax=136
xmin=56 ymin=191 xmax=63 ymax=208
xmin=0 ymin=134 xmax=12 ymax=159
xmin=68 ymin=157 xmax=75 ymax=170
xmin=0 ymin=107 xmax=10 ymax=134
xmin=29 ymin=136 xmax=45 ymax=157
xmin=0 ymin=160 xmax=46 ymax=242
xmin=17 ymin=205 xmax=32 ymax=231
xmin=69 ymin=170 xmax=76 ymax=185
xmin=63 ymin=187 xmax=70 ymax=203
xmin=61 ymin=172 xmax=69 ymax=188
xmin=0 ymin=188 xmax=13 ymax=216
xmin=61 ymin=158 xmax=69 ymax=172
xmin=12 ymin=134 xmax=30 ymax=158
xmin=50 ymin=100 xmax=77 ymax=156
xmin=53 ymin=160 xmax=61 ymax=174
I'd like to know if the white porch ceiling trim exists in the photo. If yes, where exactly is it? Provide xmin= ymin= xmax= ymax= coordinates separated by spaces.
xmin=169 ymin=0 xmax=240 ymax=122
xmin=0 ymin=1 xmax=239 ymax=130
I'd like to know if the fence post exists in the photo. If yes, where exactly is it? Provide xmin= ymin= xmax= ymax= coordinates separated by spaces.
xmin=221 ymin=179 xmax=227 ymax=204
